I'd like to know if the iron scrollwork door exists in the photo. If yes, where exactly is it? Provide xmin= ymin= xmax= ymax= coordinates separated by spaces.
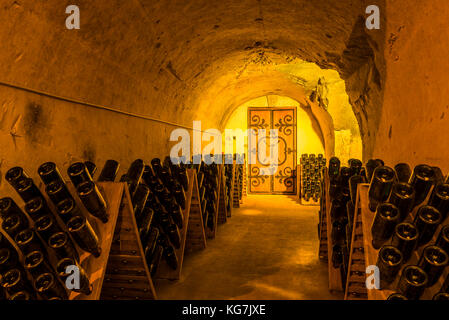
xmin=248 ymin=107 xmax=297 ymax=194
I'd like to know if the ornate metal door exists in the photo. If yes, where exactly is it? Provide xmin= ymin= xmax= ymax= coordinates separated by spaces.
xmin=247 ymin=107 xmax=297 ymax=194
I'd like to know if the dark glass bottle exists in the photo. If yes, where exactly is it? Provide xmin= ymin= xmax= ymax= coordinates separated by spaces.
xmin=24 ymin=250 xmax=54 ymax=278
xmin=432 ymin=166 xmax=445 ymax=186
xmin=371 ymin=203 xmax=400 ymax=249
xmin=138 ymin=207 xmax=154 ymax=242
xmin=35 ymin=214 xmax=62 ymax=243
xmin=366 ymin=159 xmax=382 ymax=183
xmin=1 ymin=268 xmax=32 ymax=295
xmin=409 ymin=164 xmax=435 ymax=207
xmin=0 ymin=248 xmax=19 ymax=274
xmin=34 ymin=272 xmax=68 ymax=300
xmin=98 ymin=160 xmax=120 ymax=182
xmin=339 ymin=167 xmax=352 ymax=189
xmin=164 ymin=244 xmax=179 ymax=270
xmin=376 ymin=246 xmax=403 ymax=287
xmin=15 ymin=177 xmax=43 ymax=203
xmin=173 ymin=183 xmax=186 ymax=210
xmin=77 ymin=181 xmax=108 ymax=223
xmin=48 ymin=232 xmax=79 ymax=262
xmin=330 ymin=199 xmax=346 ymax=224
xmin=368 ymin=166 xmax=395 ymax=212
xmin=151 ymin=158 xmax=163 ymax=177
xmin=397 ymin=265 xmax=428 ymax=300
xmin=167 ymin=224 xmax=181 ymax=249
xmin=436 ymin=225 xmax=449 ymax=256
xmin=5 ymin=166 xmax=30 ymax=188
xmin=25 ymin=197 xmax=50 ymax=222
xmin=391 ymin=222 xmax=418 ymax=263
xmin=144 ymin=227 xmax=159 ymax=260
xmin=148 ymin=244 xmax=163 ymax=277
xmin=0 ymin=197 xmax=25 ymax=220
xmin=331 ymin=220 xmax=346 ymax=246
xmin=56 ymin=257 xmax=92 ymax=295
xmin=67 ymin=162 xmax=93 ymax=188
xmin=9 ymin=291 xmax=32 ymax=300
xmin=349 ymin=159 xmax=362 ymax=176
xmin=131 ymin=183 xmax=150 ymax=219
xmin=349 ymin=175 xmax=366 ymax=205
xmin=67 ymin=216 xmax=101 ymax=258
xmin=84 ymin=161 xmax=97 ymax=178
xmin=418 ymin=245 xmax=448 ymax=286
xmin=177 ymin=167 xmax=189 ymax=192
xmin=38 ymin=162 xmax=64 ymax=185
xmin=56 ymin=198 xmax=82 ymax=224
xmin=169 ymin=202 xmax=184 ymax=230
xmin=15 ymin=229 xmax=45 ymax=255
xmin=442 ymin=273 xmax=449 ymax=293
xmin=387 ymin=293 xmax=408 ymax=300
xmin=2 ymin=214 xmax=29 ymax=238
xmin=388 ymin=183 xmax=415 ymax=221
xmin=414 ymin=205 xmax=442 ymax=246
xmin=394 ymin=163 xmax=412 ymax=184
xmin=46 ymin=180 xmax=73 ymax=205
xmin=328 ymin=157 xmax=340 ymax=184
xmin=332 ymin=244 xmax=343 ymax=268
xmin=429 ymin=183 xmax=449 ymax=222
xmin=127 ymin=159 xmax=145 ymax=186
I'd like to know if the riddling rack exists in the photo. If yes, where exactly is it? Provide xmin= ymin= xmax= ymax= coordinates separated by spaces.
xmin=344 ymin=184 xmax=449 ymax=300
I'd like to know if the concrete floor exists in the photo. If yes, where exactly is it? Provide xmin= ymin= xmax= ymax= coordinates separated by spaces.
xmin=156 ymin=195 xmax=342 ymax=300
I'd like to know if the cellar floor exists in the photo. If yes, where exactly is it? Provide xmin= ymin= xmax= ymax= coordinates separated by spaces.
xmin=155 ymin=195 xmax=343 ymax=300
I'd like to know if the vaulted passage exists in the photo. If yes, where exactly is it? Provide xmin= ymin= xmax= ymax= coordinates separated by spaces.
xmin=1 ymin=0 xmax=449 ymax=302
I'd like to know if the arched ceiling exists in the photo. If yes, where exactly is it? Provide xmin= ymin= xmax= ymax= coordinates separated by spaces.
xmin=0 ymin=0 xmax=386 ymax=159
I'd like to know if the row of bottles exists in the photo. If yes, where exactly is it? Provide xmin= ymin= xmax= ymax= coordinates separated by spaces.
xmin=0 ymin=160 xmax=111 ymax=300
xmin=300 ymin=154 xmax=326 ymax=202
xmin=366 ymin=162 xmax=449 ymax=300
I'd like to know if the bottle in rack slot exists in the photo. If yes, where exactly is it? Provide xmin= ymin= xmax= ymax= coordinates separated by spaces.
xmin=418 ymin=245 xmax=449 ymax=287
xmin=67 ymin=215 xmax=101 ymax=257
xmin=371 ymin=203 xmax=400 ymax=249
xmin=376 ymin=245 xmax=403 ymax=288
xmin=45 ymin=180 xmax=73 ymax=206
xmin=5 ymin=167 xmax=30 ymax=189
xmin=0 ymin=247 xmax=19 ymax=274
xmin=388 ymin=182 xmax=415 ymax=222
xmin=15 ymin=177 xmax=43 ymax=203
xmin=0 ymin=197 xmax=28 ymax=222
xmin=366 ymin=159 xmax=383 ymax=183
xmin=84 ymin=161 xmax=97 ymax=178
xmin=38 ymin=162 xmax=65 ymax=185
xmin=409 ymin=164 xmax=435 ymax=207
xmin=35 ymin=214 xmax=62 ymax=243
xmin=428 ymin=183 xmax=449 ymax=221
xmin=56 ymin=257 xmax=92 ymax=295
xmin=368 ymin=166 xmax=395 ymax=212
xmin=67 ymin=162 xmax=94 ymax=188
xmin=391 ymin=222 xmax=419 ymax=263
xmin=414 ymin=206 xmax=442 ymax=247
xmin=97 ymin=160 xmax=120 ymax=182
xmin=432 ymin=166 xmax=445 ymax=186
xmin=48 ymin=232 xmax=79 ymax=262
xmin=433 ymin=292 xmax=449 ymax=300
xmin=394 ymin=163 xmax=412 ymax=184
xmin=33 ymin=272 xmax=68 ymax=300
xmin=56 ymin=198 xmax=82 ymax=224
xmin=436 ymin=225 xmax=449 ymax=255
xmin=25 ymin=197 xmax=51 ymax=222
xmin=24 ymin=250 xmax=54 ymax=278
xmin=15 ymin=229 xmax=45 ymax=256
xmin=349 ymin=175 xmax=366 ymax=205
xmin=1 ymin=268 xmax=34 ymax=297
xmin=397 ymin=265 xmax=428 ymax=300
xmin=77 ymin=181 xmax=109 ymax=223
xmin=2 ymin=214 xmax=29 ymax=239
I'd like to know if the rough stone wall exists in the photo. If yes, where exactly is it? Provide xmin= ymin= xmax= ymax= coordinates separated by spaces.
xmin=373 ymin=0 xmax=449 ymax=172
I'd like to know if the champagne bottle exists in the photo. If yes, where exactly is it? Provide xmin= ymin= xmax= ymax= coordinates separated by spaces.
xmin=349 ymin=159 xmax=362 ymax=176
xmin=1 ymin=268 xmax=33 ymax=295
xmin=35 ymin=214 xmax=62 ymax=243
xmin=0 ymin=248 xmax=19 ymax=274
xmin=34 ymin=272 xmax=68 ymax=300
xmin=127 ymin=159 xmax=145 ymax=191
xmin=131 ymin=183 xmax=150 ymax=221
xmin=387 ymin=293 xmax=408 ymax=300
xmin=9 ymin=291 xmax=32 ymax=300
xmin=397 ymin=265 xmax=428 ymax=300
xmin=67 ymin=162 xmax=93 ymax=188
xmin=38 ymin=162 xmax=64 ymax=185
xmin=368 ymin=166 xmax=395 ymax=212
xmin=15 ymin=177 xmax=43 ymax=203
xmin=391 ymin=222 xmax=418 ymax=263
xmin=48 ymin=232 xmax=79 ymax=262
xmin=349 ymin=175 xmax=366 ymax=205
xmin=330 ymin=199 xmax=346 ymax=224
xmin=150 ymin=158 xmax=163 ymax=177
xmin=394 ymin=163 xmax=411 ymax=184
xmin=169 ymin=202 xmax=184 ymax=230
xmin=173 ymin=183 xmax=186 ymax=210
xmin=138 ymin=207 xmax=154 ymax=242
xmin=0 ymin=197 xmax=26 ymax=220
xmin=77 ymin=181 xmax=109 ymax=223
xmin=5 ymin=166 xmax=29 ymax=189
xmin=56 ymin=257 xmax=92 ymax=295
xmin=429 ymin=183 xmax=449 ymax=221
xmin=366 ymin=159 xmax=382 ymax=183
xmin=56 ymin=198 xmax=82 ymax=224
xmin=436 ymin=225 xmax=449 ymax=256
xmin=339 ymin=167 xmax=352 ymax=189
xmin=163 ymin=244 xmax=178 ymax=270
xmin=409 ymin=164 xmax=435 ymax=207
xmin=67 ymin=216 xmax=101 ymax=257
xmin=15 ymin=229 xmax=45 ymax=255
xmin=84 ymin=161 xmax=97 ymax=178
xmin=24 ymin=250 xmax=54 ymax=278
xmin=148 ymin=244 xmax=163 ymax=277
xmin=376 ymin=246 xmax=403 ymax=287
xmin=371 ymin=203 xmax=400 ymax=249
xmin=2 ymin=214 xmax=29 ymax=238
xmin=388 ymin=183 xmax=415 ymax=221
xmin=144 ymin=227 xmax=159 ymax=261
xmin=328 ymin=157 xmax=340 ymax=184
xmin=414 ymin=205 xmax=442 ymax=246
xmin=166 ymin=224 xmax=181 ymax=249
xmin=25 ymin=197 xmax=50 ymax=222
xmin=432 ymin=166 xmax=445 ymax=186
xmin=433 ymin=292 xmax=449 ymax=300
xmin=98 ymin=160 xmax=120 ymax=182
xmin=331 ymin=220 xmax=346 ymax=245
xmin=45 ymin=180 xmax=73 ymax=205
xmin=418 ymin=245 xmax=448 ymax=286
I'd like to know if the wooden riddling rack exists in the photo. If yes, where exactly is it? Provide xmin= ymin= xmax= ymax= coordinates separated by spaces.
xmin=344 ymin=184 xmax=449 ymax=300
xmin=319 ymin=169 xmax=344 ymax=292
xmin=299 ymin=164 xmax=320 ymax=206
xmin=205 ymin=165 xmax=227 ymax=239
xmin=232 ymin=160 xmax=245 ymax=208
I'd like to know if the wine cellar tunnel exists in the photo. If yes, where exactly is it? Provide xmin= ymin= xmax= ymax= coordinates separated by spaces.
xmin=0 ymin=0 xmax=449 ymax=301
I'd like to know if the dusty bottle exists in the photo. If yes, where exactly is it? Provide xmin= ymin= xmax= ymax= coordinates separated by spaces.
xmin=56 ymin=198 xmax=82 ymax=224
xmin=409 ymin=164 xmax=435 ymax=207
xmin=25 ymin=197 xmax=50 ymax=222
xmin=397 ymin=265 xmax=428 ymax=300
xmin=46 ymin=180 xmax=73 ymax=205
xmin=98 ymin=160 xmax=120 ymax=182
xmin=391 ymin=222 xmax=418 ymax=263
xmin=368 ymin=166 xmax=395 ymax=212
xmin=35 ymin=214 xmax=62 ymax=243
xmin=67 ymin=216 xmax=101 ymax=258
xmin=15 ymin=177 xmax=43 ymax=203
xmin=67 ymin=162 xmax=93 ymax=188
xmin=418 ymin=245 xmax=448 ymax=286
xmin=15 ymin=229 xmax=45 ymax=256
xmin=48 ymin=232 xmax=79 ymax=262
xmin=24 ymin=250 xmax=54 ymax=278
xmin=394 ymin=163 xmax=412 ymax=184
xmin=414 ymin=206 xmax=442 ymax=246
xmin=2 ymin=214 xmax=29 ymax=238
xmin=376 ymin=246 xmax=403 ymax=288
xmin=388 ymin=183 xmax=415 ymax=221
xmin=371 ymin=203 xmax=400 ymax=249
xmin=77 ymin=181 xmax=108 ymax=223
xmin=5 ymin=166 xmax=30 ymax=189
xmin=38 ymin=162 xmax=64 ymax=185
